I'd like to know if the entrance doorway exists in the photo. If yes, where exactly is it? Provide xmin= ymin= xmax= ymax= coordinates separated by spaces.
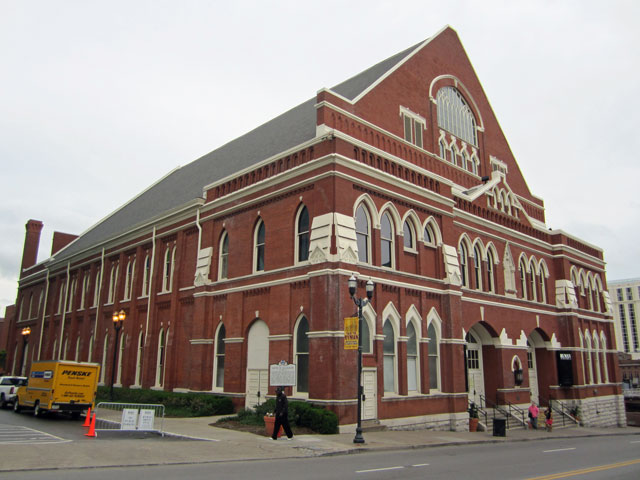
xmin=245 ymin=320 xmax=269 ymax=409
xmin=362 ymin=368 xmax=377 ymax=420
xmin=466 ymin=331 xmax=485 ymax=406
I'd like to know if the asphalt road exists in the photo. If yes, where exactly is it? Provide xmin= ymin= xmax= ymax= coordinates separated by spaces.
xmin=0 ymin=405 xmax=89 ymax=442
xmin=0 ymin=422 xmax=639 ymax=480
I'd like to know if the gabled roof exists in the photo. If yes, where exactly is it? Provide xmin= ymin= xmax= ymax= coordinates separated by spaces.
xmin=51 ymin=34 xmax=440 ymax=265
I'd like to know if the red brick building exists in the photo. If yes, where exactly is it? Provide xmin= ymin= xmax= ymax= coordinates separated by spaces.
xmin=5 ymin=26 xmax=625 ymax=430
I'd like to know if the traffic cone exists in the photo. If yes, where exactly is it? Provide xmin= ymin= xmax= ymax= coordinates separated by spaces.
xmin=83 ymin=407 xmax=92 ymax=428
xmin=84 ymin=412 xmax=97 ymax=438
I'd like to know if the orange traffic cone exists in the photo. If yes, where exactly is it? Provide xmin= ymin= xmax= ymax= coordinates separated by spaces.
xmin=83 ymin=407 xmax=92 ymax=428
xmin=84 ymin=412 xmax=97 ymax=438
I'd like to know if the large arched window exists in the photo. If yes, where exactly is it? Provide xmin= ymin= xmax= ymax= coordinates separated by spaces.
xmin=296 ymin=206 xmax=310 ymax=263
xmin=108 ymin=264 xmax=118 ymax=303
xmin=355 ymin=204 xmax=371 ymax=263
xmin=380 ymin=212 xmax=394 ymax=268
xmin=473 ymin=245 xmax=482 ymax=291
xmin=383 ymin=319 xmax=397 ymax=393
xmin=214 ymin=323 xmax=226 ymax=390
xmin=436 ymin=86 xmax=478 ymax=146
xmin=427 ymin=323 xmax=440 ymax=391
xmin=585 ymin=332 xmax=594 ymax=385
xmin=162 ymin=246 xmax=175 ymax=292
xmin=219 ymin=231 xmax=229 ymax=280
xmin=459 ymin=242 xmax=469 ymax=287
xmin=141 ymin=254 xmax=151 ymax=297
xmin=519 ymin=258 xmax=528 ymax=299
xmin=134 ymin=331 xmax=143 ymax=386
xmin=403 ymin=219 xmax=416 ymax=251
xmin=124 ymin=258 xmax=135 ymax=301
xmin=406 ymin=322 xmax=419 ymax=392
xmin=254 ymin=219 xmax=265 ymax=272
xmin=100 ymin=333 xmax=109 ymax=384
xmin=295 ymin=316 xmax=309 ymax=394
xmin=538 ymin=265 xmax=547 ymax=304
xmin=486 ymin=249 xmax=496 ymax=293
xmin=600 ymin=333 xmax=610 ymax=383
xmin=80 ymin=275 xmax=89 ymax=309
xmin=155 ymin=328 xmax=167 ymax=387
xmin=593 ymin=333 xmax=602 ymax=384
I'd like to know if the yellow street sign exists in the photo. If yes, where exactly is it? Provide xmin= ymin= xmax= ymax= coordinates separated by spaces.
xmin=344 ymin=316 xmax=359 ymax=350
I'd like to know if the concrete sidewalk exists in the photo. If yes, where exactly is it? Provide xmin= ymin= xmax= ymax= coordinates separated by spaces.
xmin=1 ymin=414 xmax=638 ymax=473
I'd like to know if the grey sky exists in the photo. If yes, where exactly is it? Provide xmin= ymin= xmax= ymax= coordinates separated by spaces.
xmin=1 ymin=0 xmax=639 ymax=315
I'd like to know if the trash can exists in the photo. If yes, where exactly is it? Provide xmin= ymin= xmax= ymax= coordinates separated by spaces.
xmin=493 ymin=418 xmax=506 ymax=437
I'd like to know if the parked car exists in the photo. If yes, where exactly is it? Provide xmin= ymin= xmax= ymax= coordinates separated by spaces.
xmin=0 ymin=376 xmax=27 ymax=408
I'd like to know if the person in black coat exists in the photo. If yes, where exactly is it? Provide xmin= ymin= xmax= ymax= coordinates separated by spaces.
xmin=271 ymin=387 xmax=293 ymax=440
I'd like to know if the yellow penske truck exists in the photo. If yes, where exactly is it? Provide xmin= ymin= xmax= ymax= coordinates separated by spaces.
xmin=13 ymin=360 xmax=100 ymax=418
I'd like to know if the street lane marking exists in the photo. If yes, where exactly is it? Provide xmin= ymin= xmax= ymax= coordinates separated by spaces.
xmin=356 ymin=466 xmax=404 ymax=473
xmin=524 ymin=458 xmax=640 ymax=479
xmin=543 ymin=448 xmax=576 ymax=453
xmin=0 ymin=425 xmax=69 ymax=445
xmin=630 ymin=440 xmax=640 ymax=444
xmin=411 ymin=463 xmax=430 ymax=467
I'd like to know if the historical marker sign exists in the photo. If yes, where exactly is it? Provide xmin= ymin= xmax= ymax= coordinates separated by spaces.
xmin=270 ymin=360 xmax=296 ymax=386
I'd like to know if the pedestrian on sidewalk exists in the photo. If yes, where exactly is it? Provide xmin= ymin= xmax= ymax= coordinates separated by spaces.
xmin=271 ymin=387 xmax=293 ymax=440
xmin=544 ymin=406 xmax=553 ymax=432
xmin=528 ymin=402 xmax=539 ymax=429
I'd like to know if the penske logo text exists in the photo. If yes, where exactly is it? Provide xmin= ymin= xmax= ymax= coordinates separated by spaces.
xmin=61 ymin=370 xmax=93 ymax=377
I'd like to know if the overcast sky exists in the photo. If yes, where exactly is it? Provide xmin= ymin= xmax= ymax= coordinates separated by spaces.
xmin=1 ymin=0 xmax=639 ymax=316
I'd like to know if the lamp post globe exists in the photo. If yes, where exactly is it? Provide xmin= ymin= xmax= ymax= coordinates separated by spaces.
xmin=110 ymin=310 xmax=126 ymax=401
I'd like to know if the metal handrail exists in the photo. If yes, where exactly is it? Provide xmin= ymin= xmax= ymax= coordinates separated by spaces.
xmin=507 ymin=400 xmax=527 ymax=428
xmin=469 ymin=399 xmax=488 ymax=426
xmin=540 ymin=398 xmax=579 ymax=427
xmin=480 ymin=394 xmax=510 ymax=427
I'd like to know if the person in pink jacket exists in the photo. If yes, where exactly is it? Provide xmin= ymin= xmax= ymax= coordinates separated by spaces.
xmin=528 ymin=402 xmax=539 ymax=429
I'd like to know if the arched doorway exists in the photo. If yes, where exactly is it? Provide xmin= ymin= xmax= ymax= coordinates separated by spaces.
xmin=465 ymin=330 xmax=485 ymax=406
xmin=245 ymin=320 xmax=269 ymax=409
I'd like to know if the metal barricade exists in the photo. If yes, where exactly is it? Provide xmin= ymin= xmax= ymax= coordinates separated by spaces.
xmin=95 ymin=402 xmax=165 ymax=436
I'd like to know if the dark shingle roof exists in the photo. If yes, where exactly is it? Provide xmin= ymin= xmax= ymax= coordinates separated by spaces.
xmin=52 ymin=39 xmax=427 ymax=263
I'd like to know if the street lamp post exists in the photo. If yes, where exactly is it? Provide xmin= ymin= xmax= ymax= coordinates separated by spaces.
xmin=110 ymin=310 xmax=126 ymax=401
xmin=348 ymin=275 xmax=374 ymax=444
xmin=19 ymin=327 xmax=31 ymax=376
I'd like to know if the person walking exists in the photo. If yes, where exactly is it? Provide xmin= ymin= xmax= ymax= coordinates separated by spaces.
xmin=528 ymin=401 xmax=539 ymax=429
xmin=271 ymin=387 xmax=293 ymax=440
xmin=544 ymin=406 xmax=553 ymax=432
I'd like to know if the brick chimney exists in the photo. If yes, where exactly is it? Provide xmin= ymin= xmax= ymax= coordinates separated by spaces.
xmin=20 ymin=219 xmax=43 ymax=276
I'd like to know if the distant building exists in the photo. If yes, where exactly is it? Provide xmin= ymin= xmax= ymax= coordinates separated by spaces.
xmin=4 ymin=26 xmax=625 ymax=429
xmin=609 ymin=278 xmax=640 ymax=362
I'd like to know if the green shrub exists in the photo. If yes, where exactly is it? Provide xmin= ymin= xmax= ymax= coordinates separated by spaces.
xmin=97 ymin=387 xmax=234 ymax=417
xmin=289 ymin=401 xmax=338 ymax=434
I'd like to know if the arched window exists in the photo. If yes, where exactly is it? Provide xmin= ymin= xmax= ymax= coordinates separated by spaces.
xmin=355 ymin=205 xmax=370 ymax=263
xmin=254 ymin=219 xmax=266 ymax=272
xmin=528 ymin=261 xmax=537 ymax=301
xmin=519 ymin=258 xmax=528 ymax=299
xmin=473 ymin=245 xmax=482 ymax=291
xmin=219 ymin=231 xmax=229 ymax=280
xmin=486 ymin=249 xmax=495 ymax=293
xmin=162 ymin=246 xmax=175 ymax=292
xmin=406 ymin=322 xmax=419 ymax=392
xmin=403 ymin=220 xmax=415 ymax=250
xmin=593 ymin=333 xmax=602 ymax=384
xmin=427 ymin=323 xmax=440 ymax=391
xmin=585 ymin=333 xmax=594 ymax=385
xmin=538 ymin=267 xmax=547 ymax=304
xmin=141 ymin=254 xmax=150 ymax=297
xmin=424 ymin=224 xmax=433 ymax=245
xmin=87 ymin=334 xmax=94 ymax=363
xmin=108 ymin=264 xmax=118 ymax=303
xmin=74 ymin=337 xmax=81 ymax=362
xmin=600 ymin=334 xmax=610 ymax=383
xmin=67 ymin=278 xmax=76 ymax=312
xmin=436 ymin=86 xmax=478 ymax=146
xmin=459 ymin=243 xmax=469 ymax=287
xmin=116 ymin=333 xmax=125 ymax=386
xmin=383 ymin=319 xmax=397 ymax=393
xmin=214 ymin=324 xmax=226 ymax=390
xmin=296 ymin=206 xmax=310 ymax=263
xmin=100 ymin=333 xmax=109 ymax=384
xmin=380 ymin=212 xmax=394 ymax=268
xmin=361 ymin=314 xmax=372 ymax=354
xmin=155 ymin=329 xmax=167 ymax=387
xmin=124 ymin=258 xmax=135 ymax=301
xmin=134 ymin=331 xmax=144 ymax=386
xmin=439 ymin=139 xmax=447 ymax=159
xmin=80 ymin=275 xmax=89 ymax=309
xmin=93 ymin=268 xmax=101 ymax=307
xmin=295 ymin=316 xmax=309 ymax=394
xmin=57 ymin=281 xmax=65 ymax=314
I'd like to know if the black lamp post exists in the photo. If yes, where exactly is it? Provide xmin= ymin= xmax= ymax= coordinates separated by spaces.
xmin=110 ymin=310 xmax=126 ymax=401
xmin=348 ymin=274 xmax=374 ymax=444
xmin=19 ymin=327 xmax=31 ymax=376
